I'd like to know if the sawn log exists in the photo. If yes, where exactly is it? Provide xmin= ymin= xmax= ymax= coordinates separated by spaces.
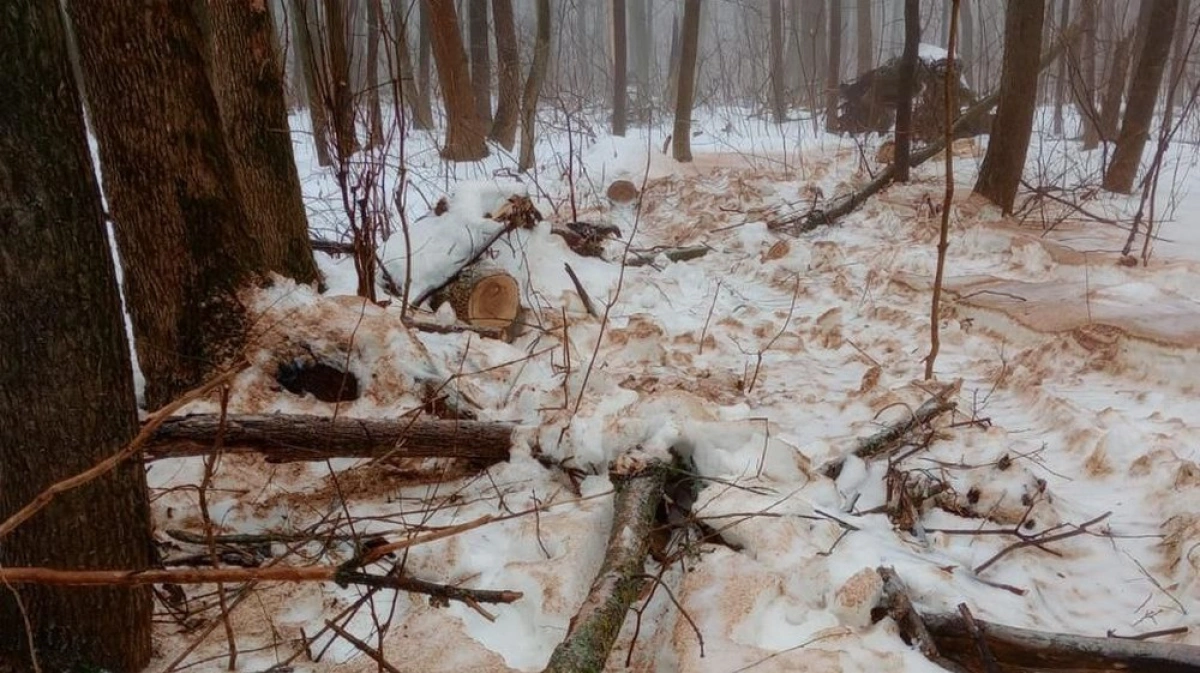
xmin=145 ymin=414 xmax=513 ymax=462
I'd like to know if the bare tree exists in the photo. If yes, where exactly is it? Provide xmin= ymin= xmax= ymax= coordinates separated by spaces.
xmin=468 ymin=0 xmax=493 ymax=127
xmin=857 ymin=0 xmax=873 ymax=75
xmin=0 ymin=4 xmax=153 ymax=671
xmin=771 ymin=0 xmax=788 ymax=122
xmin=417 ymin=0 xmax=434 ymax=121
xmin=1165 ymin=0 xmax=1191 ymax=128
xmin=961 ymin=0 xmax=974 ymax=85
xmin=292 ymin=0 xmax=333 ymax=165
xmin=389 ymin=0 xmax=434 ymax=129
xmin=1079 ymin=0 xmax=1101 ymax=148
xmin=613 ymin=0 xmax=629 ymax=136
xmin=974 ymin=0 xmax=1046 ymax=214
xmin=320 ymin=0 xmax=360 ymax=160
xmin=490 ymin=0 xmax=520 ymax=149
xmin=365 ymin=0 xmax=386 ymax=147
xmin=518 ymin=0 xmax=551 ymax=171
xmin=1104 ymin=0 xmax=1180 ymax=193
xmin=1053 ymin=0 xmax=1071 ymax=135
xmin=1098 ymin=11 xmax=1136 ymax=144
xmin=630 ymin=0 xmax=653 ymax=112
xmin=825 ymin=0 xmax=842 ymax=132
xmin=673 ymin=0 xmax=702 ymax=161
xmin=427 ymin=0 xmax=488 ymax=161
xmin=894 ymin=0 xmax=920 ymax=182
xmin=203 ymin=0 xmax=320 ymax=285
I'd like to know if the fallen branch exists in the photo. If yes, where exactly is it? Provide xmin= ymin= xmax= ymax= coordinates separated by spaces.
xmin=625 ymin=245 xmax=711 ymax=267
xmin=145 ymin=414 xmax=513 ymax=463
xmin=922 ymin=610 xmax=1200 ymax=672
xmin=0 ymin=566 xmax=522 ymax=608
xmin=324 ymin=620 xmax=401 ymax=673
xmin=878 ymin=567 xmax=941 ymax=660
xmin=822 ymin=391 xmax=957 ymax=478
xmin=542 ymin=456 xmax=673 ymax=673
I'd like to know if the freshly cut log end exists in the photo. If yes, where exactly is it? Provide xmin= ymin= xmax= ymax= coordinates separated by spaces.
xmin=606 ymin=179 xmax=639 ymax=204
xmin=444 ymin=265 xmax=522 ymax=339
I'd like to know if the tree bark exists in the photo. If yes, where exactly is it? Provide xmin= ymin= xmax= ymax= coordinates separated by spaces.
xmin=894 ymin=0 xmax=920 ymax=182
xmin=825 ymin=0 xmax=843 ymax=132
xmin=146 ymin=414 xmax=513 ymax=462
xmin=672 ymin=0 xmax=702 ymax=162
xmin=489 ymin=0 xmax=520 ymax=149
xmin=613 ymin=0 xmax=629 ymax=136
xmin=1053 ymin=0 xmax=1070 ymax=135
xmin=1104 ymin=0 xmax=1180 ymax=193
xmin=68 ymin=0 xmax=267 ymax=410
xmin=428 ymin=0 xmax=488 ymax=160
xmin=203 ymin=0 xmax=321 ymax=286
xmin=1080 ymin=0 xmax=1101 ymax=148
xmin=0 ymin=3 xmax=153 ymax=670
xmin=468 ymin=0 xmax=493 ymax=127
xmin=518 ymin=0 xmax=551 ymax=171
xmin=857 ymin=0 xmax=873 ymax=76
xmin=293 ymin=0 xmax=334 ymax=166
xmin=321 ymin=0 xmax=361 ymax=160
xmin=1098 ymin=25 xmax=1136 ymax=145
xmin=389 ymin=0 xmax=434 ymax=129
xmin=630 ymin=0 xmax=652 ymax=113
xmin=960 ymin=0 xmax=974 ymax=86
xmin=666 ymin=11 xmax=682 ymax=103
xmin=973 ymin=0 xmax=1046 ymax=214
xmin=417 ymin=0 xmax=434 ymax=123
xmin=366 ymin=0 xmax=386 ymax=147
xmin=1165 ymin=0 xmax=1191 ymax=129
xmin=770 ymin=0 xmax=788 ymax=122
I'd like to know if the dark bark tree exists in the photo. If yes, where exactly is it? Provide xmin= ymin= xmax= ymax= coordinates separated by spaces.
xmin=1098 ymin=25 xmax=1136 ymax=144
xmin=894 ymin=0 xmax=920 ymax=182
xmin=366 ymin=0 xmax=385 ymax=147
xmin=203 ymin=0 xmax=320 ymax=286
xmin=973 ymin=0 xmax=1046 ymax=213
xmin=518 ymin=0 xmax=551 ymax=171
xmin=825 ymin=0 xmax=843 ymax=132
xmin=468 ymin=0 xmax=493 ymax=127
xmin=613 ymin=0 xmax=629 ymax=135
xmin=857 ymin=0 xmax=873 ymax=76
xmin=321 ymin=0 xmax=361 ymax=160
xmin=1053 ymin=0 xmax=1071 ymax=135
xmin=672 ymin=0 xmax=702 ymax=161
xmin=0 ymin=2 xmax=153 ymax=670
xmin=68 ymin=0 xmax=266 ymax=409
xmin=389 ymin=0 xmax=434 ymax=129
xmin=418 ymin=0 xmax=434 ymax=123
xmin=427 ymin=0 xmax=488 ymax=160
xmin=1104 ymin=0 xmax=1180 ymax=193
xmin=489 ymin=0 xmax=520 ymax=149
xmin=293 ymin=0 xmax=334 ymax=165
xmin=770 ymin=0 xmax=788 ymax=122
xmin=1080 ymin=0 xmax=1101 ymax=148
xmin=1165 ymin=0 xmax=1191 ymax=128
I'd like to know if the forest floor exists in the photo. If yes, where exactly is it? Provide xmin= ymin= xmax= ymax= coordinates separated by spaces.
xmin=144 ymin=110 xmax=1200 ymax=672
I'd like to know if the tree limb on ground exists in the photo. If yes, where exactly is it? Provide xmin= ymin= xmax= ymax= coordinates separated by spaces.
xmin=145 ymin=414 xmax=513 ymax=462
xmin=822 ymin=388 xmax=957 ymax=478
xmin=769 ymin=24 xmax=1081 ymax=235
xmin=542 ymin=455 xmax=673 ymax=673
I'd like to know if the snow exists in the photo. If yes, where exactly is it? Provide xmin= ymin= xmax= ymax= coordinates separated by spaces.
xmin=143 ymin=107 xmax=1200 ymax=672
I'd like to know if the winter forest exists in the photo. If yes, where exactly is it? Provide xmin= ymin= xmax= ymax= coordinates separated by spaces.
xmin=5 ymin=0 xmax=1200 ymax=671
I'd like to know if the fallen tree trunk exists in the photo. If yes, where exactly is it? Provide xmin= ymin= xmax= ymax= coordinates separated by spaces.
xmin=822 ymin=389 xmax=957 ymax=478
xmin=145 ymin=414 xmax=513 ymax=462
xmin=922 ymin=611 xmax=1200 ymax=672
xmin=542 ymin=455 xmax=673 ymax=673
xmin=770 ymin=24 xmax=1081 ymax=235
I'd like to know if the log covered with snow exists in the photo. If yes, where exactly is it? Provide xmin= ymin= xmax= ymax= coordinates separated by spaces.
xmin=145 ymin=414 xmax=513 ymax=462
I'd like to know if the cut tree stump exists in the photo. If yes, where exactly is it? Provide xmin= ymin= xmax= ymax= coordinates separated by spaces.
xmin=145 ymin=414 xmax=513 ymax=462
xmin=542 ymin=454 xmax=673 ymax=673
xmin=434 ymin=264 xmax=522 ymax=340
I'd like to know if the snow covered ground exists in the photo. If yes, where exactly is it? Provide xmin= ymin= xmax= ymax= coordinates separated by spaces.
xmin=145 ymin=109 xmax=1200 ymax=671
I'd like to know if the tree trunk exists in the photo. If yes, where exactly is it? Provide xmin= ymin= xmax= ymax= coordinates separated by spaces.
xmin=322 ymin=0 xmax=361 ymax=160
xmin=146 ymin=414 xmax=513 ymax=462
xmin=1104 ymin=0 xmax=1180 ymax=193
xmin=1165 ymin=0 xmax=1191 ymax=129
xmin=1053 ymin=0 xmax=1070 ymax=135
xmin=518 ymin=0 xmax=551 ymax=171
xmin=613 ymin=0 xmax=629 ymax=135
xmin=666 ymin=11 xmax=682 ymax=103
xmin=389 ymin=0 xmax=434 ymax=129
xmin=68 ymin=0 xmax=267 ymax=410
xmin=894 ymin=0 xmax=920 ymax=182
xmin=630 ymin=0 xmax=652 ymax=113
xmin=489 ymin=0 xmax=520 ymax=148
xmin=0 ymin=3 xmax=152 ymax=670
xmin=203 ymin=0 xmax=321 ymax=286
xmin=1099 ymin=26 xmax=1136 ymax=144
xmin=960 ymin=0 xmax=974 ymax=86
xmin=825 ymin=0 xmax=842 ymax=132
xmin=1080 ymin=0 xmax=1101 ymax=148
xmin=973 ymin=0 xmax=1046 ymax=214
xmin=293 ymin=0 xmax=334 ymax=166
xmin=770 ymin=0 xmax=788 ymax=122
xmin=418 ymin=0 xmax=434 ymax=123
xmin=672 ymin=0 xmax=702 ymax=161
xmin=427 ymin=0 xmax=488 ymax=161
xmin=365 ymin=0 xmax=385 ymax=147
xmin=802 ymin=0 xmax=828 ymax=110
xmin=468 ymin=0 xmax=493 ymax=127
xmin=857 ymin=0 xmax=873 ymax=76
